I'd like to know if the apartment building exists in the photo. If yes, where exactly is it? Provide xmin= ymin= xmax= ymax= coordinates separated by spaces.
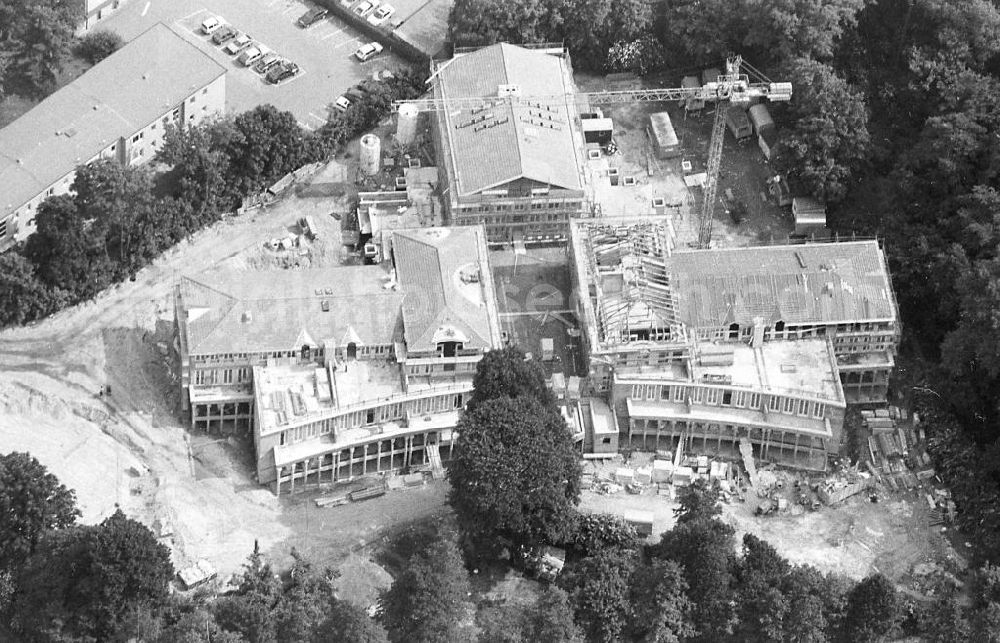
xmin=174 ymin=226 xmax=503 ymax=492
xmin=569 ymin=220 xmax=899 ymax=468
xmin=0 ymin=23 xmax=226 ymax=251
xmin=80 ymin=0 xmax=129 ymax=29
xmin=431 ymin=43 xmax=589 ymax=245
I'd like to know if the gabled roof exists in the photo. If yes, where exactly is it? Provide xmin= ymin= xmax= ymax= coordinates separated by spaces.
xmin=668 ymin=241 xmax=897 ymax=327
xmin=178 ymin=266 xmax=404 ymax=356
xmin=391 ymin=226 xmax=503 ymax=352
xmin=0 ymin=23 xmax=226 ymax=218
xmin=435 ymin=43 xmax=582 ymax=196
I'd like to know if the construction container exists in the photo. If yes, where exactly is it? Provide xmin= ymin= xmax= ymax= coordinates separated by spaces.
xmin=581 ymin=117 xmax=614 ymax=146
xmin=652 ymin=459 xmax=673 ymax=482
xmin=748 ymin=104 xmax=775 ymax=134
xmin=396 ymin=103 xmax=419 ymax=146
xmin=615 ymin=468 xmax=634 ymax=485
xmin=349 ymin=485 xmax=386 ymax=502
xmin=726 ymin=106 xmax=752 ymax=139
xmin=621 ymin=509 xmax=655 ymax=537
xmin=672 ymin=466 xmax=694 ymax=486
xmin=792 ymin=197 xmax=827 ymax=235
xmin=359 ymin=133 xmax=381 ymax=176
xmin=649 ymin=112 xmax=680 ymax=159
xmin=634 ymin=466 xmax=653 ymax=485
xmin=681 ymin=75 xmax=704 ymax=113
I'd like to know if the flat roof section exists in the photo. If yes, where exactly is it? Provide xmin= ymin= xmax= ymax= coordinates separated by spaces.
xmin=0 ymin=23 xmax=226 ymax=218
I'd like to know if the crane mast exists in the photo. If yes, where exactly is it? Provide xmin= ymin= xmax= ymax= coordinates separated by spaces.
xmin=395 ymin=53 xmax=791 ymax=248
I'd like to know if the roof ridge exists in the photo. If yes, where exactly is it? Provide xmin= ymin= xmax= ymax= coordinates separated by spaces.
xmin=498 ymin=45 xmax=528 ymax=186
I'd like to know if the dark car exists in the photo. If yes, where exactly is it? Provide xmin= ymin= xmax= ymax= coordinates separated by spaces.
xmin=211 ymin=24 xmax=237 ymax=45
xmin=297 ymin=7 xmax=328 ymax=27
xmin=253 ymin=53 xmax=282 ymax=74
xmin=266 ymin=62 xmax=300 ymax=84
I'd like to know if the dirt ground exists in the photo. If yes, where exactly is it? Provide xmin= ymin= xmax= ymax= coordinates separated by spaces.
xmin=0 ymin=156 xmax=446 ymax=588
xmin=579 ymin=454 xmax=967 ymax=592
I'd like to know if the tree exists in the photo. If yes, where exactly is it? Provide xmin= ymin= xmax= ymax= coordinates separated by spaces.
xmin=313 ymin=600 xmax=389 ymax=643
xmin=0 ymin=451 xmax=79 ymax=571
xmin=674 ymin=478 xmax=723 ymax=523
xmin=448 ymin=396 xmax=581 ymax=545
xmin=468 ymin=346 xmax=554 ymax=411
xmin=774 ymin=56 xmax=871 ymax=203
xmin=0 ymin=0 xmax=79 ymax=97
xmin=274 ymin=551 xmax=339 ymax=643
xmin=733 ymin=534 xmax=793 ymax=642
xmin=0 ymin=254 xmax=65 ymax=327
xmin=628 ymin=558 xmax=697 ymax=643
xmin=224 ymin=105 xmax=326 ymax=198
xmin=842 ymin=573 xmax=901 ymax=643
xmin=77 ymin=29 xmax=124 ymax=64
xmin=214 ymin=541 xmax=284 ymax=643
xmin=742 ymin=0 xmax=869 ymax=63
xmin=379 ymin=530 xmax=473 ymax=643
xmin=529 ymin=586 xmax=582 ymax=643
xmin=652 ymin=517 xmax=737 ymax=642
xmin=10 ymin=510 xmax=173 ymax=641
xmin=570 ymin=513 xmax=640 ymax=557
xmin=24 ymin=194 xmax=115 ymax=300
xmin=920 ymin=595 xmax=970 ymax=643
xmin=559 ymin=547 xmax=636 ymax=643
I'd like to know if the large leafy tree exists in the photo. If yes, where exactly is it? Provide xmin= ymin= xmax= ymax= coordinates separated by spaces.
xmin=628 ymin=558 xmax=697 ymax=643
xmin=773 ymin=56 xmax=871 ymax=203
xmin=24 ymin=194 xmax=115 ymax=300
xmin=0 ymin=0 xmax=78 ymax=97
xmin=313 ymin=600 xmax=389 ymax=643
xmin=468 ymin=346 xmax=554 ymax=411
xmin=0 ymin=452 xmax=78 ymax=571
xmin=841 ymin=573 xmax=901 ymax=643
xmin=379 ymin=530 xmax=473 ymax=643
xmin=10 ymin=510 xmax=173 ymax=641
xmin=559 ymin=546 xmax=636 ymax=643
xmin=0 ymin=253 xmax=65 ymax=327
xmin=448 ymin=396 xmax=581 ymax=545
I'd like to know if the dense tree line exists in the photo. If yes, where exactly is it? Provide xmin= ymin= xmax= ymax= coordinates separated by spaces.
xmin=0 ymin=71 xmax=426 ymax=329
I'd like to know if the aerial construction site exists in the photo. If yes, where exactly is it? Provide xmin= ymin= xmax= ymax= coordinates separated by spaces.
xmin=0 ymin=37 xmax=966 ymax=613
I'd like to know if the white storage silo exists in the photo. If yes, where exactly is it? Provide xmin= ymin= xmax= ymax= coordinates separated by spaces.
xmin=396 ymin=103 xmax=419 ymax=146
xmin=359 ymin=133 xmax=381 ymax=176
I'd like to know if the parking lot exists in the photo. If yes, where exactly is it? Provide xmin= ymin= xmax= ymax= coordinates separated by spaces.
xmin=98 ymin=0 xmax=409 ymax=129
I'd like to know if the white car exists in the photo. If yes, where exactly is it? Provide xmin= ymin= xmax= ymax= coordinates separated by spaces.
xmin=200 ymin=16 xmax=222 ymax=34
xmin=334 ymin=96 xmax=351 ymax=112
xmin=224 ymin=32 xmax=252 ymax=55
xmin=367 ymin=4 xmax=394 ymax=24
xmin=238 ymin=45 xmax=268 ymax=67
xmin=353 ymin=1 xmax=376 ymax=17
xmin=355 ymin=42 xmax=383 ymax=62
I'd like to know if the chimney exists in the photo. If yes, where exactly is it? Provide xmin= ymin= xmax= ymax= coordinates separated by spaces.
xmin=751 ymin=316 xmax=765 ymax=348
xmin=241 ymin=311 xmax=253 ymax=323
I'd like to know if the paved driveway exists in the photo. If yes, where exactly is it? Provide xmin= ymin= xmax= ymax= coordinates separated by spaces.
xmin=99 ymin=0 xmax=408 ymax=129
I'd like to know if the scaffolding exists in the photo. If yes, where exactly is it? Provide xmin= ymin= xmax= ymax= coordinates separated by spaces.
xmin=582 ymin=222 xmax=688 ymax=348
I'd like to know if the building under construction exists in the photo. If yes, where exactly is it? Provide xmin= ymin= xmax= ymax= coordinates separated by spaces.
xmin=430 ymin=43 xmax=589 ymax=245
xmin=569 ymin=219 xmax=899 ymax=468
xmin=174 ymin=226 xmax=503 ymax=493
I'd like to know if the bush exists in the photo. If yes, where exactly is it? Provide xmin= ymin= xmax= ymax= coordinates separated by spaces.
xmin=77 ymin=30 xmax=124 ymax=64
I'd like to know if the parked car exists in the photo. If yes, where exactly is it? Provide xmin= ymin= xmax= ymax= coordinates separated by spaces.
xmin=367 ymin=4 xmax=394 ymax=24
xmin=200 ymin=16 xmax=222 ymax=34
xmin=253 ymin=53 xmax=282 ymax=74
xmin=334 ymin=95 xmax=351 ymax=112
xmin=353 ymin=1 xmax=376 ymax=17
xmin=238 ymin=45 xmax=268 ymax=67
xmin=223 ymin=32 xmax=252 ymax=55
xmin=354 ymin=41 xmax=383 ymax=62
xmin=297 ymin=7 xmax=328 ymax=27
xmin=266 ymin=61 xmax=300 ymax=84
xmin=211 ymin=24 xmax=237 ymax=44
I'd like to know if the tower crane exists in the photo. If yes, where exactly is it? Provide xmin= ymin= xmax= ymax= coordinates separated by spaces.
xmin=394 ymin=55 xmax=791 ymax=248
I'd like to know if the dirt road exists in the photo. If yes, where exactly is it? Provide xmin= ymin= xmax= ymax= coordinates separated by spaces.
xmin=0 ymin=160 xmax=445 ymax=581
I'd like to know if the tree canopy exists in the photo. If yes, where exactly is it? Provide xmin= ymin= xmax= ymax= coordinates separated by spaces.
xmin=448 ymin=395 xmax=581 ymax=545
xmin=0 ymin=452 xmax=78 ymax=571
xmin=379 ymin=529 xmax=473 ymax=643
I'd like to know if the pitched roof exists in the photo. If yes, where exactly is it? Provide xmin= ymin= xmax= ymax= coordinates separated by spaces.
xmin=179 ymin=266 xmax=404 ymax=356
xmin=435 ymin=43 xmax=583 ymax=195
xmin=0 ymin=23 xmax=226 ymax=218
xmin=668 ymin=241 xmax=896 ymax=328
xmin=391 ymin=226 xmax=503 ymax=351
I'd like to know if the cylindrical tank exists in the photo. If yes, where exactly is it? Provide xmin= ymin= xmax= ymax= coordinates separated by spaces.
xmin=359 ymin=133 xmax=381 ymax=176
xmin=396 ymin=103 xmax=419 ymax=146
